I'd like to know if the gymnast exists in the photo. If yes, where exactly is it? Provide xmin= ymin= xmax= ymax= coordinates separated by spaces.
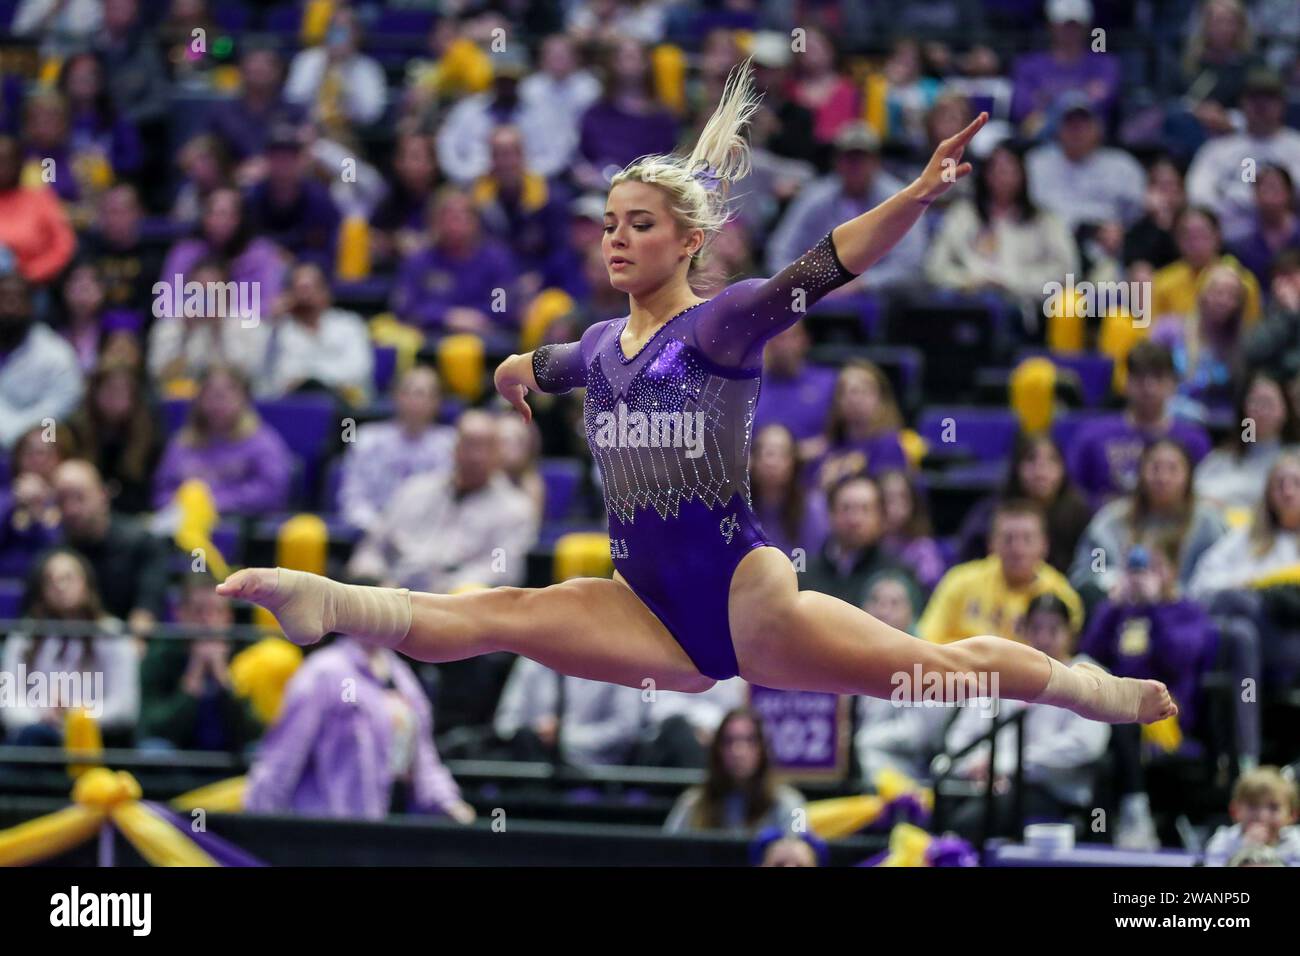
xmin=217 ymin=62 xmax=1176 ymax=726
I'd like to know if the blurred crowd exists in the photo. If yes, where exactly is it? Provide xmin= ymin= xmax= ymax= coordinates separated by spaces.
xmin=0 ymin=0 xmax=1298 ymax=861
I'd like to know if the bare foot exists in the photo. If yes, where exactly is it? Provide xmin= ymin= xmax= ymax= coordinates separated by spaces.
xmin=216 ymin=567 xmax=329 ymax=646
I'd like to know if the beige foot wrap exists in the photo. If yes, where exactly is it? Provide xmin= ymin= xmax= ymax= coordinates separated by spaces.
xmin=265 ymin=568 xmax=412 ymax=648
xmin=1032 ymin=655 xmax=1143 ymax=723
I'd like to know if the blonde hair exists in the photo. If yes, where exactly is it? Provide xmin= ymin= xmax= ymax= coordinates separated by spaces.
xmin=1250 ymin=451 xmax=1300 ymax=556
xmin=1232 ymin=766 xmax=1299 ymax=816
xmin=608 ymin=58 xmax=762 ymax=271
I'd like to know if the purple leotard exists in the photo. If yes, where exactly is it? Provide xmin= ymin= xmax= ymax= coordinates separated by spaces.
xmin=532 ymin=232 xmax=857 ymax=679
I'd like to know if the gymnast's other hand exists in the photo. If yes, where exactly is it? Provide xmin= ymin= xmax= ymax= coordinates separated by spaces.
xmin=494 ymin=353 xmax=535 ymax=423
xmin=911 ymin=111 xmax=988 ymax=204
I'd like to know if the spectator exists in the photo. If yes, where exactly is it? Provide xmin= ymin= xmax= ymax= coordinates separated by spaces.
xmin=437 ymin=45 xmax=576 ymax=186
xmin=22 ymin=91 xmax=88 ymax=208
xmin=1204 ymin=767 xmax=1300 ymax=866
xmin=567 ymin=0 xmax=667 ymax=45
xmin=878 ymin=469 xmax=948 ymax=593
xmin=0 ymin=271 xmax=83 ymax=448
xmin=750 ymin=321 xmax=837 ymax=443
xmin=0 ymin=134 xmax=77 ymax=284
xmin=663 ymin=708 xmax=805 ymax=836
xmin=1151 ymin=206 xmax=1261 ymax=326
xmin=94 ymin=0 xmax=170 ymax=128
xmin=51 ymin=261 xmax=120 ymax=372
xmin=81 ymin=185 xmax=163 ymax=327
xmin=800 ymin=474 xmax=909 ymax=604
xmin=1229 ymin=164 xmax=1300 ymax=287
xmin=803 ymin=360 xmax=909 ymax=491
xmin=1156 ymin=262 xmax=1250 ymax=417
xmin=1178 ymin=0 xmax=1258 ymax=127
xmin=473 ymin=125 xmax=572 ymax=300
xmin=245 ymin=126 xmax=341 ymax=272
xmin=750 ymin=423 xmax=829 ymax=560
xmin=390 ymin=186 xmax=520 ymax=342
xmin=370 ymin=132 xmax=439 ymax=267
xmin=957 ymin=433 xmax=1092 ymax=573
xmin=573 ymin=38 xmax=677 ymax=191
xmin=244 ymin=636 xmax=474 ymax=823
xmin=1243 ymin=251 xmax=1300 ymax=382
xmin=1080 ymin=531 xmax=1220 ymax=748
xmin=855 ymin=569 xmax=948 ymax=782
xmin=919 ymin=499 xmax=1084 ymax=643
xmin=152 ymin=364 xmax=293 ymax=516
xmin=147 ymin=258 xmax=271 ymax=387
xmin=1010 ymin=0 xmax=1121 ymax=134
xmin=0 ymin=424 xmax=72 ymax=576
xmin=944 ymin=593 xmax=1111 ymax=840
xmin=66 ymin=357 xmax=162 ymax=515
xmin=1185 ymin=67 xmax=1300 ymax=241
xmin=752 ymin=830 xmax=828 ymax=867
xmin=1025 ymin=95 xmax=1147 ymax=234
xmin=170 ymin=134 xmax=235 ymax=227
xmin=337 ymin=365 xmax=456 ymax=533
xmin=206 ymin=45 xmax=306 ymax=166
xmin=519 ymin=33 xmax=602 ymax=130
xmin=57 ymin=50 xmax=143 ymax=188
xmin=784 ymin=26 xmax=860 ymax=147
xmin=347 ymin=410 xmax=538 ymax=592
xmin=767 ymin=122 xmax=926 ymax=289
xmin=492 ymin=656 xmax=644 ymax=766
xmin=52 ymin=458 xmax=169 ymax=631
xmin=925 ymin=142 xmax=1078 ymax=306
xmin=12 ymin=0 xmax=104 ymax=59
xmin=1195 ymin=370 xmax=1300 ymax=511
xmin=1067 ymin=341 xmax=1213 ymax=502
xmin=1 ymin=547 xmax=139 ymax=746
xmin=1070 ymin=438 xmax=1226 ymax=604
xmin=497 ymin=412 xmax=544 ymax=526
xmin=160 ymin=186 xmax=289 ymax=306
xmin=137 ymin=571 xmax=261 ymax=751
xmin=257 ymin=262 xmax=372 ymax=404
xmin=283 ymin=6 xmax=387 ymax=137
xmin=1123 ymin=156 xmax=1186 ymax=275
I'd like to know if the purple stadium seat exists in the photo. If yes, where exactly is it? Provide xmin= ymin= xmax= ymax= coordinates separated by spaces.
xmin=372 ymin=345 xmax=398 ymax=396
xmin=0 ymin=577 xmax=23 ymax=619
xmin=540 ymin=458 xmax=583 ymax=523
xmin=1023 ymin=350 xmax=1115 ymax=407
xmin=917 ymin=407 xmax=1019 ymax=463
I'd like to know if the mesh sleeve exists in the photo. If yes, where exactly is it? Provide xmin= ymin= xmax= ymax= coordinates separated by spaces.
xmin=695 ymin=230 xmax=857 ymax=369
xmin=531 ymin=340 xmax=588 ymax=394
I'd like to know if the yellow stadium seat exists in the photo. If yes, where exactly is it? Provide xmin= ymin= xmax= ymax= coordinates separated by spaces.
xmin=553 ymin=532 xmax=613 ymax=582
xmin=1010 ymin=356 xmax=1057 ymax=435
xmin=438 ymin=333 xmax=486 ymax=401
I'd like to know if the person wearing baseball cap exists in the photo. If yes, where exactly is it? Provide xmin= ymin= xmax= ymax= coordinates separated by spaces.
xmin=1010 ymin=0 xmax=1120 ymax=136
xmin=766 ymin=121 xmax=927 ymax=289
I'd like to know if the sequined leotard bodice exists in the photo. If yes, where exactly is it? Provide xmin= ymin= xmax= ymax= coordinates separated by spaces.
xmin=531 ymin=232 xmax=857 ymax=678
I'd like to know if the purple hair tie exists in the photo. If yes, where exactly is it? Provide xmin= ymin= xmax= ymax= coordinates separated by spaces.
xmin=693 ymin=163 xmax=724 ymax=192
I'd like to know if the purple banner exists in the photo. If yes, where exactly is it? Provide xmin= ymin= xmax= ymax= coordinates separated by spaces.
xmin=748 ymin=686 xmax=849 ymax=779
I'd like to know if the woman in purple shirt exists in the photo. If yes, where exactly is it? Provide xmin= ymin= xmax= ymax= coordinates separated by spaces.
xmin=153 ymin=365 xmax=292 ymax=516
xmin=222 ymin=65 xmax=1175 ymax=728
xmin=803 ymin=359 xmax=910 ymax=491
xmin=245 ymin=636 xmax=474 ymax=822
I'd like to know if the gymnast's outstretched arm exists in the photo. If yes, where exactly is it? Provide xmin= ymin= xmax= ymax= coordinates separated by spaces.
xmin=695 ymin=112 xmax=990 ymax=370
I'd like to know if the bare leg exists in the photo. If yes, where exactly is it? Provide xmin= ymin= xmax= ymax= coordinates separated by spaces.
xmin=729 ymin=548 xmax=1177 ymax=724
xmin=218 ymin=568 xmax=715 ymax=693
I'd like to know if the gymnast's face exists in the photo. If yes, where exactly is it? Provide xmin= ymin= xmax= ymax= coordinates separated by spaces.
xmin=603 ymin=181 xmax=703 ymax=297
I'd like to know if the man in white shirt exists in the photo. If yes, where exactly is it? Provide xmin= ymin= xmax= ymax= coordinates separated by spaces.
xmin=337 ymin=365 xmax=456 ymax=532
xmin=347 ymin=410 xmax=538 ymax=592
xmin=259 ymin=261 xmax=373 ymax=402
xmin=1025 ymin=94 xmax=1147 ymax=234
xmin=284 ymin=7 xmax=387 ymax=128
xmin=0 ymin=272 xmax=83 ymax=447
xmin=1186 ymin=69 xmax=1300 ymax=241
